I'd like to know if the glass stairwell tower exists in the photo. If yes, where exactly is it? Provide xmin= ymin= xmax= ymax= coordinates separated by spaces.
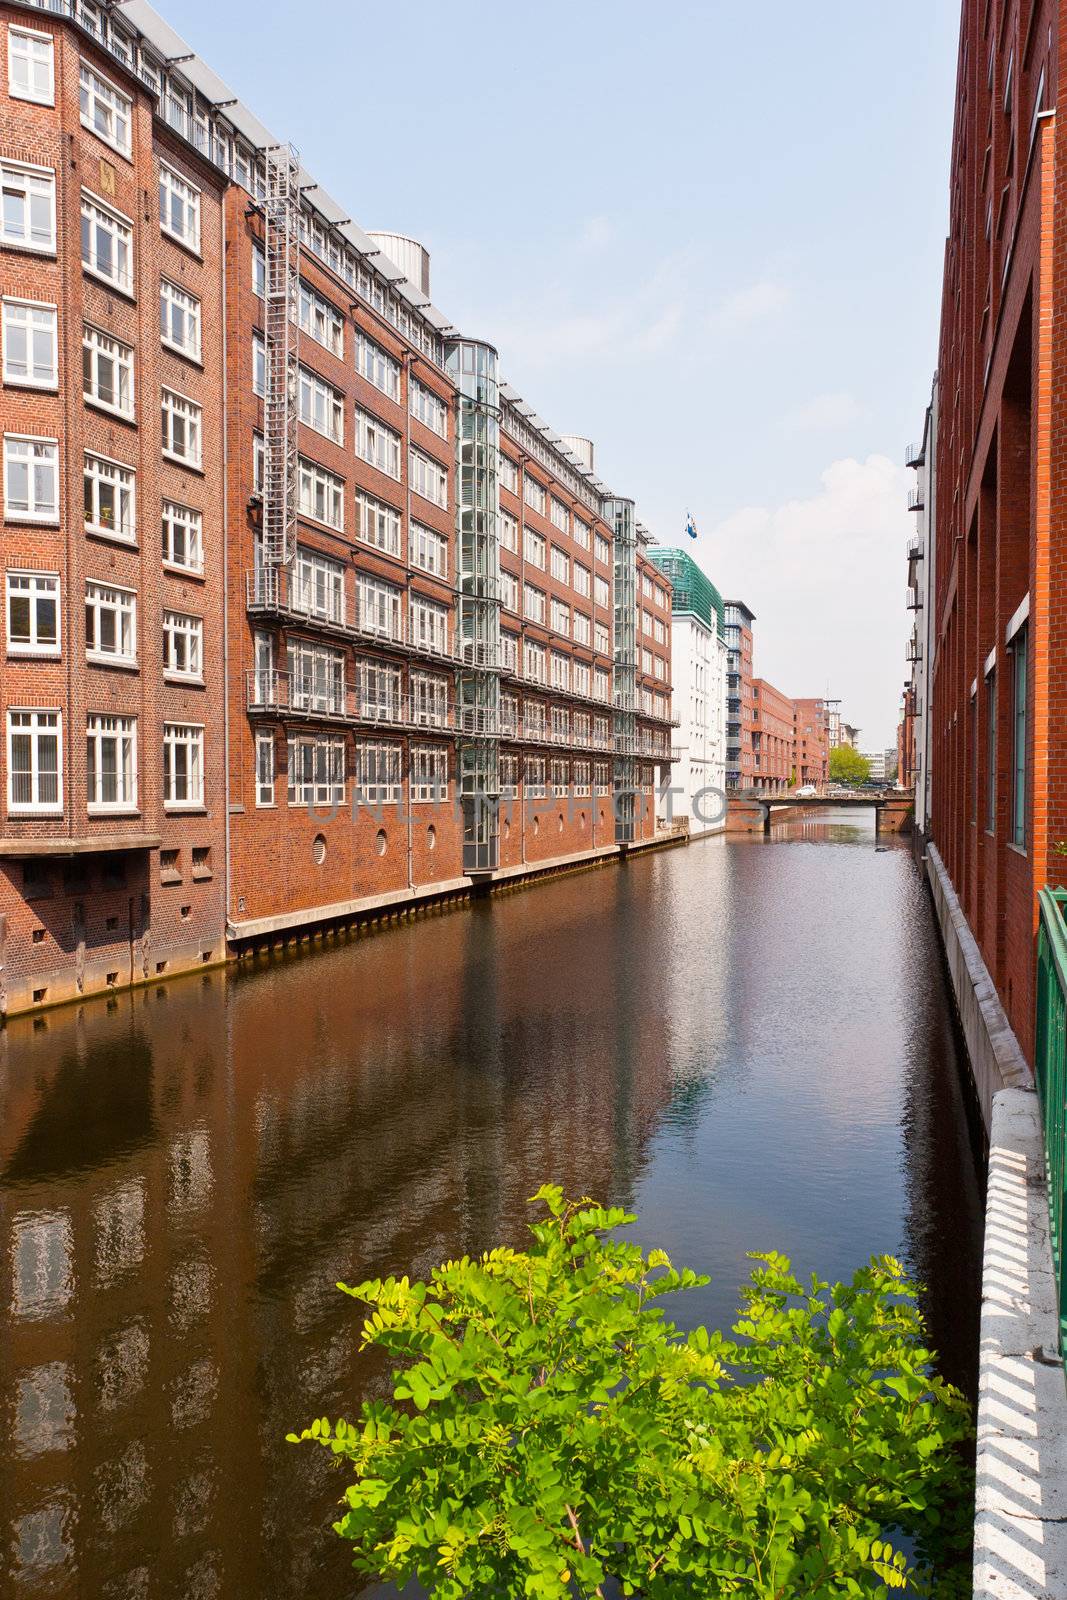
xmin=446 ymin=339 xmax=502 ymax=871
xmin=607 ymin=497 xmax=638 ymax=843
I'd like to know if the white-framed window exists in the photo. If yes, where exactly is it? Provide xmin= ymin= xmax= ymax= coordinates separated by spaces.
xmin=594 ymin=666 xmax=611 ymax=702
xmin=594 ymin=759 xmax=611 ymax=793
xmin=654 ymin=655 xmax=666 ymax=681
xmin=500 ymin=632 xmax=519 ymax=673
xmin=550 ymin=651 xmax=570 ymax=691
xmin=163 ymin=723 xmax=204 ymax=807
xmin=356 ymin=491 xmax=401 ymax=556
xmin=550 ymin=497 xmax=569 ymax=534
xmin=524 ymin=475 xmax=546 ymax=516
xmin=525 ymin=754 xmax=546 ymax=795
xmin=411 ymin=379 xmax=447 ymax=438
xmin=595 ymin=532 xmax=610 ymax=565
xmin=525 ymin=700 xmax=546 ymax=738
xmin=298 ymin=456 xmax=345 ymax=531
xmin=642 ymin=608 xmax=654 ymax=636
xmin=79 ymin=61 xmax=132 ymax=158
xmin=86 ymin=714 xmax=137 ymax=811
xmin=300 ymin=367 xmax=344 ymax=444
xmin=574 ymin=711 xmax=591 ymax=744
xmin=411 ymin=744 xmax=448 ymax=802
xmin=641 ymin=646 xmax=653 ymax=674
xmin=299 ymin=281 xmax=344 ymax=357
xmin=594 ymin=620 xmax=610 ymax=654
xmin=550 ymin=546 xmax=570 ymax=584
xmin=594 ymin=714 xmax=610 ymax=746
xmin=641 ymin=574 xmax=655 ymax=601
xmin=2 ymin=299 xmax=57 ymax=387
xmin=2 ymin=161 xmax=55 ymax=253
xmin=252 ymin=333 xmax=266 ymax=397
xmin=84 ymin=451 xmax=136 ymax=542
xmin=294 ymin=546 xmax=345 ymax=623
xmin=354 ymin=740 xmax=402 ymax=804
xmin=551 ymin=706 xmax=570 ymax=743
xmin=160 ymin=279 xmax=201 ymax=359
xmin=500 ymin=691 xmax=518 ymax=734
xmin=524 ymin=527 xmax=546 ymax=569
xmin=654 ymin=617 xmax=666 ymax=645
xmin=161 ymin=388 xmax=202 ymax=467
xmin=162 ymin=500 xmax=203 ymax=574
xmin=410 ymin=521 xmax=448 ymax=579
xmin=411 ymin=671 xmax=449 ymax=727
xmin=573 ymin=759 xmax=591 ymax=796
xmin=551 ymin=598 xmax=571 ymax=637
xmin=163 ymin=610 xmax=203 ymax=680
xmin=288 ymin=639 xmax=346 ymax=714
xmin=355 ymin=332 xmax=400 ymax=400
xmin=8 ymin=26 xmax=54 ymax=105
xmin=524 ymin=639 xmax=546 ymax=684
xmin=83 ymin=324 xmax=134 ymax=418
xmin=162 ymin=499 xmax=203 ymax=574
xmin=356 ymin=659 xmax=402 ymax=721
xmin=410 ymin=594 xmax=448 ymax=655
xmin=7 ymin=709 xmax=61 ymax=813
xmin=574 ymin=661 xmax=591 ymax=697
xmin=501 ymin=571 xmax=519 ymax=613
xmin=551 ymin=758 xmax=569 ymax=797
xmin=159 ymin=163 xmax=200 ymax=251
xmin=574 ymin=562 xmax=591 ymax=598
xmin=80 ymin=191 xmax=132 ymax=292
xmin=574 ymin=517 xmax=591 ymax=551
xmin=252 ymin=432 xmax=264 ymax=493
xmin=4 ymin=434 xmax=58 ymax=522
xmin=255 ymin=729 xmax=275 ymax=806
xmin=594 ymin=574 xmax=610 ymax=608
xmin=524 ymin=583 xmax=546 ymax=625
xmin=500 ymin=752 xmax=518 ymax=799
xmin=355 ymin=408 xmax=402 ymax=477
xmin=288 ymin=734 xmax=345 ymax=807
xmin=85 ymin=580 xmax=136 ymax=664
xmin=252 ymin=241 xmax=266 ymax=298
xmin=500 ymin=509 xmax=519 ymax=552
xmin=6 ymin=571 xmax=59 ymax=656
xmin=500 ymin=454 xmax=519 ymax=493
xmin=358 ymin=573 xmax=403 ymax=640
xmin=409 ymin=447 xmax=447 ymax=508
xmin=573 ymin=611 xmax=591 ymax=646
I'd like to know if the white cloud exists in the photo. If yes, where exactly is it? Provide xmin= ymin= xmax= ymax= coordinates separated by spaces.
xmin=708 ymin=455 xmax=912 ymax=748
xmin=708 ymin=278 xmax=791 ymax=332
xmin=575 ymin=214 xmax=614 ymax=253
xmin=786 ymin=391 xmax=863 ymax=431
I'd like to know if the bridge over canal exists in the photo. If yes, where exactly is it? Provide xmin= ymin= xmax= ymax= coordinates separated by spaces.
xmin=726 ymin=791 xmax=915 ymax=836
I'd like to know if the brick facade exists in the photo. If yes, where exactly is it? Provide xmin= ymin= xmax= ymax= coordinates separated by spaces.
xmin=0 ymin=0 xmax=676 ymax=1016
xmin=751 ymin=678 xmax=793 ymax=791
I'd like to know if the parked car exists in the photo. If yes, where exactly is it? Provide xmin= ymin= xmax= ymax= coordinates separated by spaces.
xmin=795 ymin=784 xmax=817 ymax=797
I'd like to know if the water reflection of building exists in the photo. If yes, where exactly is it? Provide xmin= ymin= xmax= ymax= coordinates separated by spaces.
xmin=0 ymin=869 xmax=675 ymax=1597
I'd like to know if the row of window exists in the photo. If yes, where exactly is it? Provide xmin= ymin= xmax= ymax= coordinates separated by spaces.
xmin=498 ymin=510 xmax=610 ymax=569
xmin=3 ymin=425 xmax=201 ymax=535
xmin=6 ymin=570 xmax=205 ymax=677
xmin=640 ymin=647 xmax=669 ymax=681
xmin=500 ymin=756 xmax=612 ymax=798
xmin=641 ymin=607 xmax=668 ymax=644
xmin=641 ymin=571 xmax=669 ymax=609
xmin=253 ymin=732 xmax=449 ymax=808
xmin=521 ymin=576 xmax=611 ymax=623
xmin=7 ymin=710 xmax=203 ymax=814
xmin=253 ymin=245 xmax=449 ymax=435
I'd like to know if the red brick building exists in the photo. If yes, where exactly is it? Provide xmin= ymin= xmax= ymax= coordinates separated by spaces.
xmin=0 ymin=1 xmax=227 ymax=1016
xmin=751 ymin=678 xmax=793 ymax=791
xmin=791 ymin=697 xmax=830 ymax=788
xmin=0 ymin=0 xmax=675 ymax=1015
xmin=923 ymin=0 xmax=1057 ymax=1062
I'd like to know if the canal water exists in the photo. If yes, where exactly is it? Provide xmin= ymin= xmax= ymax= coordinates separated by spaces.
xmin=0 ymin=813 xmax=985 ymax=1598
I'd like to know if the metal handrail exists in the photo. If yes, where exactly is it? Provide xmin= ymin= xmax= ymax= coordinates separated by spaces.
xmin=1036 ymin=886 xmax=1067 ymax=1370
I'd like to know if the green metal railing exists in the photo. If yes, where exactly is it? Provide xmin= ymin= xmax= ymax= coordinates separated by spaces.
xmin=1035 ymin=886 xmax=1067 ymax=1367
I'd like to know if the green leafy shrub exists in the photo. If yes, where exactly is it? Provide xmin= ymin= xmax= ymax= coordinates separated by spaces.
xmin=291 ymin=1186 xmax=972 ymax=1597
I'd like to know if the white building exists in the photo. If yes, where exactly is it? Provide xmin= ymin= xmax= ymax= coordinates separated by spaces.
xmin=647 ymin=548 xmax=728 ymax=837
xmin=863 ymin=750 xmax=887 ymax=782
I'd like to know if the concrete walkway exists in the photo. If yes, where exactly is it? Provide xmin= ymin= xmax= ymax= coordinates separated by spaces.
xmin=973 ymin=1088 xmax=1067 ymax=1597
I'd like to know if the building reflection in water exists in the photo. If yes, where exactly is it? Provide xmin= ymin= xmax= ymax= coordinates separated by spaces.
xmin=0 ymin=838 xmax=982 ymax=1597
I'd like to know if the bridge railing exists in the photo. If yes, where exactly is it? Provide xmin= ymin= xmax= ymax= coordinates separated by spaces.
xmin=1035 ymin=885 xmax=1067 ymax=1371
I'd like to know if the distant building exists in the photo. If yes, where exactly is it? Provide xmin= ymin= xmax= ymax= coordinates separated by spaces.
xmin=863 ymin=751 xmax=887 ymax=783
xmin=751 ymin=679 xmax=794 ymax=792
xmin=724 ymin=601 xmax=756 ymax=790
xmin=792 ymin=698 xmax=830 ymax=787
xmin=648 ymin=549 xmax=728 ymax=836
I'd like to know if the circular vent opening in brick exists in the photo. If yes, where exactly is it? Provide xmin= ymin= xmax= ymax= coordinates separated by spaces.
xmin=313 ymin=834 xmax=327 ymax=865
xmin=427 ymin=824 xmax=436 ymax=850
xmin=375 ymin=829 xmax=387 ymax=857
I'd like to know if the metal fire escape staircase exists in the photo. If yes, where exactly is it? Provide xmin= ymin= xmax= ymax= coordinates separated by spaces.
xmin=260 ymin=144 xmax=300 ymax=572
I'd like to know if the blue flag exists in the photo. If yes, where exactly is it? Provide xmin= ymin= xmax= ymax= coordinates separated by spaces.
xmin=686 ymin=511 xmax=698 ymax=540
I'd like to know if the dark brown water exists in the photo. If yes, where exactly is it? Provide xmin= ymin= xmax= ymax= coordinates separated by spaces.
xmin=0 ymin=816 xmax=984 ymax=1599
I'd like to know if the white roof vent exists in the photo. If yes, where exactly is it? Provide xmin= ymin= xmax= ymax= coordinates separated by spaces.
xmin=368 ymin=233 xmax=430 ymax=297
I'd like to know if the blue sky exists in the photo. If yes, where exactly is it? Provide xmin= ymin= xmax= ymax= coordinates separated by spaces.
xmin=170 ymin=0 xmax=961 ymax=747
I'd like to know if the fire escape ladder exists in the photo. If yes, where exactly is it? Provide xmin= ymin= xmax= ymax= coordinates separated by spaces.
xmin=261 ymin=144 xmax=300 ymax=568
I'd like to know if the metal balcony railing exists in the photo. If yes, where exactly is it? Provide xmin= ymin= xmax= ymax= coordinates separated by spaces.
xmin=906 ymin=638 xmax=923 ymax=664
xmin=908 ymin=486 xmax=925 ymax=513
xmin=1035 ymin=887 xmax=1067 ymax=1374
xmin=904 ymin=441 xmax=925 ymax=469
xmin=906 ymin=586 xmax=923 ymax=611
xmin=907 ymin=534 xmax=925 ymax=561
xmin=246 ymin=569 xmax=452 ymax=662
